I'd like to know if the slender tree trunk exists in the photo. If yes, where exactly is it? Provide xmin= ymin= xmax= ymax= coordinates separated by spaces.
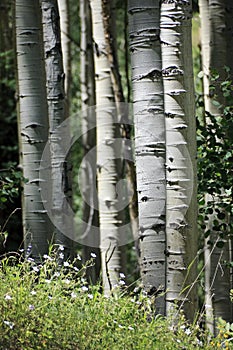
xmin=200 ymin=0 xmax=232 ymax=333
xmin=161 ymin=0 xmax=197 ymax=319
xmin=181 ymin=0 xmax=198 ymax=320
xmin=80 ymin=0 xmax=100 ymax=283
xmin=57 ymin=0 xmax=71 ymax=106
xmin=226 ymin=1 xmax=233 ymax=74
xmin=102 ymin=0 xmax=139 ymax=253
xmin=90 ymin=0 xmax=122 ymax=293
xmin=15 ymin=0 xmax=51 ymax=259
xmin=128 ymin=0 xmax=166 ymax=315
xmin=40 ymin=0 xmax=74 ymax=260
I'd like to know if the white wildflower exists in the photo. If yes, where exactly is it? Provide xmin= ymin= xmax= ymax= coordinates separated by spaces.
xmin=3 ymin=320 xmax=14 ymax=329
xmin=82 ymin=286 xmax=88 ymax=292
xmin=32 ymin=266 xmax=40 ymax=272
xmin=90 ymin=252 xmax=97 ymax=258
xmin=63 ymin=261 xmax=70 ymax=267
xmin=30 ymin=290 xmax=37 ymax=295
xmin=88 ymin=294 xmax=93 ymax=299
xmin=119 ymin=273 xmax=125 ymax=279
xmin=185 ymin=328 xmax=192 ymax=336
xmin=77 ymin=254 xmax=81 ymax=261
xmin=71 ymin=292 xmax=77 ymax=298
xmin=119 ymin=280 xmax=126 ymax=286
xmin=58 ymin=245 xmax=64 ymax=251
xmin=128 ymin=326 xmax=134 ymax=331
xmin=4 ymin=294 xmax=12 ymax=300
xmin=29 ymin=304 xmax=35 ymax=311
xmin=59 ymin=252 xmax=64 ymax=260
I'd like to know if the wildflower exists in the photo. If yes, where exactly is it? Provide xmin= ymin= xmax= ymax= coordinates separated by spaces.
xmin=118 ymin=324 xmax=123 ymax=329
xmin=32 ymin=266 xmax=40 ymax=273
xmin=53 ymin=272 xmax=60 ymax=277
xmin=29 ymin=304 xmax=35 ymax=311
xmin=119 ymin=273 xmax=125 ymax=279
xmin=27 ymin=257 xmax=34 ymax=263
xmin=82 ymin=286 xmax=88 ymax=292
xmin=31 ymin=290 xmax=37 ymax=295
xmin=119 ymin=280 xmax=126 ymax=286
xmin=64 ymin=279 xmax=70 ymax=285
xmin=48 ymin=295 xmax=52 ymax=300
xmin=128 ymin=326 xmax=134 ymax=331
xmin=77 ymin=254 xmax=81 ymax=261
xmin=90 ymin=252 xmax=97 ymax=258
xmin=73 ymin=266 xmax=79 ymax=272
xmin=71 ymin=292 xmax=77 ymax=298
xmin=43 ymin=254 xmax=53 ymax=261
xmin=88 ymin=294 xmax=93 ymax=299
xmin=59 ymin=252 xmax=64 ymax=260
xmin=185 ymin=328 xmax=191 ymax=336
xmin=45 ymin=279 xmax=51 ymax=284
xmin=3 ymin=320 xmax=14 ymax=329
xmin=63 ymin=261 xmax=70 ymax=267
xmin=58 ymin=245 xmax=64 ymax=251
xmin=4 ymin=294 xmax=12 ymax=301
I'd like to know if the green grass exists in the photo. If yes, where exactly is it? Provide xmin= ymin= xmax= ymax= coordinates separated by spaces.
xmin=0 ymin=253 xmax=230 ymax=350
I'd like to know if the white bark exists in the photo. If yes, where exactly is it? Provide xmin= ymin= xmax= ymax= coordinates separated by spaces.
xmin=41 ymin=0 xmax=73 ymax=259
xmin=15 ymin=0 xmax=51 ymax=259
xmin=90 ymin=0 xmax=121 ymax=293
xmin=161 ymin=0 xmax=197 ymax=318
xmin=128 ymin=0 xmax=166 ymax=315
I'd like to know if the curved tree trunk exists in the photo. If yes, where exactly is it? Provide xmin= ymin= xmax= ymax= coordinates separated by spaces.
xmin=128 ymin=0 xmax=166 ymax=315
xmin=15 ymin=0 xmax=51 ymax=260
xmin=90 ymin=0 xmax=122 ymax=294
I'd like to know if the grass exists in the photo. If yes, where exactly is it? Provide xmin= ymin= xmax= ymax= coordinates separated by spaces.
xmin=0 ymin=252 xmax=231 ymax=350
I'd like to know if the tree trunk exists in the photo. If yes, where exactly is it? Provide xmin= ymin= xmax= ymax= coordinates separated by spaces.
xmin=15 ymin=0 xmax=51 ymax=260
xmin=161 ymin=0 xmax=197 ymax=319
xmin=200 ymin=0 xmax=232 ymax=333
xmin=57 ymin=0 xmax=71 ymax=105
xmin=90 ymin=0 xmax=122 ymax=293
xmin=80 ymin=0 xmax=100 ymax=283
xmin=40 ymin=0 xmax=74 ymax=261
xmin=128 ymin=0 xmax=166 ymax=315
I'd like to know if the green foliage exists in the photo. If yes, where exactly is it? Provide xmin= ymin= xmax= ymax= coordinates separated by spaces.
xmin=0 ymin=254 xmax=218 ymax=350
xmin=197 ymin=74 xmax=233 ymax=243
xmin=0 ymin=167 xmax=26 ymax=208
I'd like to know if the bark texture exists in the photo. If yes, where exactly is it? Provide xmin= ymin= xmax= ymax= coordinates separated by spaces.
xmin=128 ymin=0 xmax=166 ymax=315
xmin=15 ymin=0 xmax=51 ymax=259
xmin=41 ymin=0 xmax=73 ymax=260
xmin=161 ymin=0 xmax=197 ymax=319
xmin=80 ymin=0 xmax=100 ymax=283
xmin=90 ymin=0 xmax=122 ymax=293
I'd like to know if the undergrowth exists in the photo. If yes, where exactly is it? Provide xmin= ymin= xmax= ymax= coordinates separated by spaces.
xmin=0 ymin=252 xmax=231 ymax=350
